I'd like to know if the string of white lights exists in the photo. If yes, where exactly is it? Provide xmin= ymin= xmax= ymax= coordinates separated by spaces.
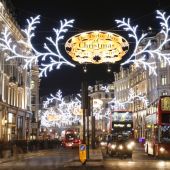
xmin=109 ymin=88 xmax=148 ymax=110
xmin=115 ymin=10 xmax=170 ymax=76
xmin=41 ymin=90 xmax=82 ymax=128
xmin=0 ymin=16 xmax=75 ymax=77
xmin=100 ymin=85 xmax=110 ymax=93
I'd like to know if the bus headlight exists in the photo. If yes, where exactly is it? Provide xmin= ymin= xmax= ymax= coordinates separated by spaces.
xmin=111 ymin=144 xmax=116 ymax=149
xmin=160 ymin=147 xmax=165 ymax=153
xmin=118 ymin=144 xmax=123 ymax=150
xmin=127 ymin=141 xmax=135 ymax=150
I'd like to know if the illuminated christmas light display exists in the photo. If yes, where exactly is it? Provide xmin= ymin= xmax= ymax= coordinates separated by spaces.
xmin=1 ymin=10 xmax=170 ymax=78
xmin=43 ymin=90 xmax=63 ymax=108
xmin=100 ymin=85 xmax=110 ymax=93
xmin=65 ymin=30 xmax=129 ymax=64
xmin=41 ymin=90 xmax=82 ymax=128
xmin=109 ymin=88 xmax=148 ymax=110
xmin=92 ymin=99 xmax=104 ymax=120
xmin=0 ymin=16 xmax=75 ymax=77
xmin=116 ymin=10 xmax=170 ymax=75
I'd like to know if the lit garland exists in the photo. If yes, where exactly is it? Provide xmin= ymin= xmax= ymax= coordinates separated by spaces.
xmin=115 ymin=10 xmax=170 ymax=75
xmin=0 ymin=16 xmax=75 ymax=77
xmin=92 ymin=99 xmax=104 ymax=120
xmin=41 ymin=90 xmax=82 ymax=128
xmin=43 ymin=89 xmax=63 ymax=108
xmin=100 ymin=85 xmax=110 ymax=93
xmin=103 ymin=108 xmax=111 ymax=120
xmin=109 ymin=88 xmax=148 ymax=110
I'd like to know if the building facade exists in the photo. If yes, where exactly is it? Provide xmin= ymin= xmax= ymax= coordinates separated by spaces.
xmin=89 ymin=82 xmax=114 ymax=134
xmin=113 ymin=32 xmax=170 ymax=141
xmin=0 ymin=1 xmax=39 ymax=141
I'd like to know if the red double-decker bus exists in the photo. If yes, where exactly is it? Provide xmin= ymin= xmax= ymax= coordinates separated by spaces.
xmin=62 ymin=129 xmax=81 ymax=148
xmin=145 ymin=96 xmax=170 ymax=157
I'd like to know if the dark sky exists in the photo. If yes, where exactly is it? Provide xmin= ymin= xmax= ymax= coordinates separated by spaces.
xmin=9 ymin=0 xmax=170 ymax=97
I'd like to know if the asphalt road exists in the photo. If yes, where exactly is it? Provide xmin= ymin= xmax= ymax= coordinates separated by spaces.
xmin=1 ymin=144 xmax=170 ymax=170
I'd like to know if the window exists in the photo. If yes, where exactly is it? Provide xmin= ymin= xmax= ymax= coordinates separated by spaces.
xmin=162 ymin=114 xmax=170 ymax=123
xmin=17 ymin=116 xmax=23 ymax=129
xmin=8 ymin=113 xmax=15 ymax=124
xmin=31 ymin=80 xmax=35 ymax=89
xmin=105 ymin=93 xmax=109 ymax=98
xmin=160 ymin=59 xmax=166 ymax=68
xmin=31 ymin=95 xmax=36 ymax=105
xmin=162 ymin=91 xmax=168 ymax=96
xmin=161 ymin=75 xmax=167 ymax=85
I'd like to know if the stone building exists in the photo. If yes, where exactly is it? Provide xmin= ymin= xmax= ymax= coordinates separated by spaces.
xmin=113 ymin=32 xmax=170 ymax=140
xmin=0 ymin=1 xmax=39 ymax=141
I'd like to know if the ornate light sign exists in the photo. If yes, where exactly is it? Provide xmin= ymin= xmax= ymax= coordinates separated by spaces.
xmin=65 ymin=31 xmax=129 ymax=64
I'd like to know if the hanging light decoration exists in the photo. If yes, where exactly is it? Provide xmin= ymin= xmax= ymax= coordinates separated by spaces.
xmin=65 ymin=30 xmax=129 ymax=64
xmin=116 ymin=10 xmax=170 ymax=75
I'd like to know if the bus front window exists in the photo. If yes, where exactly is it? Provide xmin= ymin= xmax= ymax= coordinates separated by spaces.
xmin=66 ymin=134 xmax=75 ymax=141
xmin=160 ymin=126 xmax=170 ymax=143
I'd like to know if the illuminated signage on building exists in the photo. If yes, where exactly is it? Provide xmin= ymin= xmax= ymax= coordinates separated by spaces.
xmin=113 ymin=123 xmax=132 ymax=128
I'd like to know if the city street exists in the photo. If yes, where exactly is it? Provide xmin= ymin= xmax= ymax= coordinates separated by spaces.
xmin=1 ymin=1 xmax=170 ymax=170
xmin=1 ymin=144 xmax=170 ymax=170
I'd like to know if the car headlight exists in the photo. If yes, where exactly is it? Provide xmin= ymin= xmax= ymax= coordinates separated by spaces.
xmin=111 ymin=144 xmax=116 ymax=149
xmin=130 ymin=141 xmax=135 ymax=147
xmin=127 ymin=144 xmax=133 ymax=150
xmin=100 ymin=142 xmax=107 ymax=146
xmin=118 ymin=144 xmax=123 ymax=150
xmin=160 ymin=147 xmax=165 ymax=153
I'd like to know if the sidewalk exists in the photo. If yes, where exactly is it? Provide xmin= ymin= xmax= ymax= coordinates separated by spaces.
xmin=0 ymin=150 xmax=46 ymax=164
xmin=0 ymin=147 xmax=104 ymax=166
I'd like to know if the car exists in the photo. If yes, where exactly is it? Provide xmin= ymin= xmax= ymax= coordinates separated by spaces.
xmin=107 ymin=134 xmax=135 ymax=158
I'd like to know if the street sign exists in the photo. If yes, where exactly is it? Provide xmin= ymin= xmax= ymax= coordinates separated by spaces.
xmin=79 ymin=144 xmax=86 ymax=164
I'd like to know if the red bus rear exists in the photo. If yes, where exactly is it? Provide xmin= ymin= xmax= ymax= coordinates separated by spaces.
xmin=62 ymin=129 xmax=81 ymax=148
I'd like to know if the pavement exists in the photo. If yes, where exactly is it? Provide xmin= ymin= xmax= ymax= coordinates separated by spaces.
xmin=0 ymin=147 xmax=104 ymax=167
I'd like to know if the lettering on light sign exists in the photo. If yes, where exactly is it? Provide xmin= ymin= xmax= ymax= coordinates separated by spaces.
xmin=65 ymin=31 xmax=129 ymax=64
xmin=114 ymin=124 xmax=125 ymax=127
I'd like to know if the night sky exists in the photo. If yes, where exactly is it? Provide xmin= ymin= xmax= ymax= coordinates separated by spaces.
xmin=9 ymin=0 xmax=170 ymax=97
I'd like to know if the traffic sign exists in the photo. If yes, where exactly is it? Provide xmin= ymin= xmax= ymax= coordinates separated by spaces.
xmin=79 ymin=144 xmax=86 ymax=164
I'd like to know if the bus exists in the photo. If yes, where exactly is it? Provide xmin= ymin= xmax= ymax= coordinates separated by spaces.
xmin=145 ymin=96 xmax=170 ymax=157
xmin=62 ymin=129 xmax=81 ymax=148
xmin=111 ymin=111 xmax=133 ymax=139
